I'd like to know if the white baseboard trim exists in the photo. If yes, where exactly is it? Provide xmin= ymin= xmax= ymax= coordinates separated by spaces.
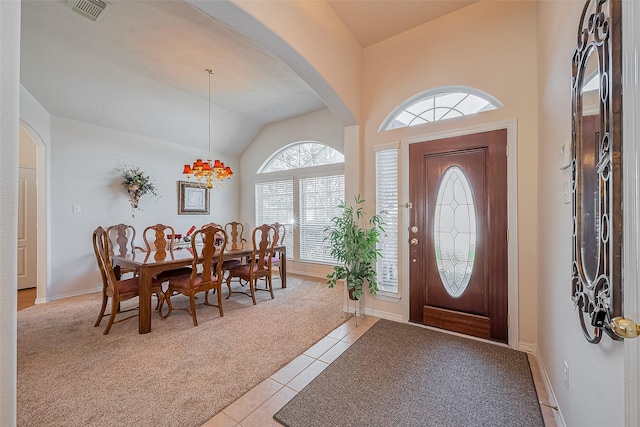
xmin=43 ymin=287 xmax=101 ymax=302
xmin=288 ymin=269 xmax=328 ymax=280
xmin=341 ymin=303 xmax=403 ymax=323
xmin=364 ymin=306 xmax=403 ymax=322
xmin=535 ymin=348 xmax=567 ymax=427
xmin=518 ymin=341 xmax=537 ymax=354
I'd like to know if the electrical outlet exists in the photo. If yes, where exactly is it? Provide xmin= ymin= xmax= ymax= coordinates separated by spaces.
xmin=563 ymin=360 xmax=570 ymax=389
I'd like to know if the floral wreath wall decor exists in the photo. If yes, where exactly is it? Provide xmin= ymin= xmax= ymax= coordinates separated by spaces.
xmin=115 ymin=162 xmax=160 ymax=217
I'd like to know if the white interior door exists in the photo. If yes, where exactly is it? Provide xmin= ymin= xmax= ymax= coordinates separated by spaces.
xmin=17 ymin=167 xmax=37 ymax=290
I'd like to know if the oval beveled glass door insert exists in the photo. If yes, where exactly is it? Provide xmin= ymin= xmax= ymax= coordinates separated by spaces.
xmin=433 ymin=166 xmax=477 ymax=297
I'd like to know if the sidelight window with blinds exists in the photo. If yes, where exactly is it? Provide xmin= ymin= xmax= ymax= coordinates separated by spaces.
xmin=375 ymin=145 xmax=399 ymax=294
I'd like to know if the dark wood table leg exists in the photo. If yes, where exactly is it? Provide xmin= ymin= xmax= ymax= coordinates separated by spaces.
xmin=138 ymin=269 xmax=152 ymax=334
xmin=280 ymin=248 xmax=286 ymax=288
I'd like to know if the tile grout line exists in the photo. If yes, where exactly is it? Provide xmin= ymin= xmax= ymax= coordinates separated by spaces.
xmin=216 ymin=317 xmax=377 ymax=426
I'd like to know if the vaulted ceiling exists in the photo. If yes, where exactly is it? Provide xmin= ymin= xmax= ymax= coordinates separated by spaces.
xmin=20 ymin=0 xmax=476 ymax=156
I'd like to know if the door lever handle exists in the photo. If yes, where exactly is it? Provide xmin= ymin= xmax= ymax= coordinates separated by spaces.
xmin=609 ymin=317 xmax=640 ymax=339
xmin=410 ymin=238 xmax=418 ymax=246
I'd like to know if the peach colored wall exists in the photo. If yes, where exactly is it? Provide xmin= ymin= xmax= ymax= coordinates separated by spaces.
xmin=537 ymin=1 xmax=623 ymax=425
xmin=361 ymin=1 xmax=539 ymax=345
xmin=230 ymin=0 xmax=362 ymax=124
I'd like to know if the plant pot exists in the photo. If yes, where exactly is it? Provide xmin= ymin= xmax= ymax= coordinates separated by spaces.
xmin=348 ymin=288 xmax=359 ymax=301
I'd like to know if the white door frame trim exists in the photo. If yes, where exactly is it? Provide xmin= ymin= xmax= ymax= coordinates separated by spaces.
xmin=20 ymin=121 xmax=49 ymax=304
xmin=400 ymin=119 xmax=519 ymax=349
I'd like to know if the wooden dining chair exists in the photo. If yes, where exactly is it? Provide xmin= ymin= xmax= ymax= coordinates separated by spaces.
xmin=142 ymin=223 xmax=176 ymax=252
xmin=163 ymin=225 xmax=228 ymax=326
xmin=106 ymin=223 xmax=143 ymax=279
xmin=271 ymin=222 xmax=286 ymax=280
xmin=93 ymin=226 xmax=165 ymax=334
xmin=142 ymin=223 xmax=192 ymax=280
xmin=225 ymin=221 xmax=247 ymax=250
xmin=226 ymin=224 xmax=277 ymax=304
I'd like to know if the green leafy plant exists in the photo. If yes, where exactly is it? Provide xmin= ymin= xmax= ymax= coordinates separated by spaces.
xmin=324 ymin=195 xmax=385 ymax=300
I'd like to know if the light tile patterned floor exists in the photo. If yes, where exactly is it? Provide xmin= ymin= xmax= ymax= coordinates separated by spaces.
xmin=201 ymin=315 xmax=378 ymax=427
xmin=201 ymin=316 xmax=557 ymax=427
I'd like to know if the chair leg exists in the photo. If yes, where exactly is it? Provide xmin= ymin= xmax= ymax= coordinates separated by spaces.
xmin=103 ymin=297 xmax=118 ymax=335
xmin=268 ymin=275 xmax=274 ymax=299
xmin=249 ymin=278 xmax=257 ymax=305
xmin=225 ymin=275 xmax=231 ymax=298
xmin=156 ymin=292 xmax=167 ymax=319
xmin=164 ymin=293 xmax=174 ymax=319
xmin=217 ymin=287 xmax=224 ymax=317
xmin=190 ymin=294 xmax=198 ymax=327
xmin=94 ymin=293 xmax=108 ymax=327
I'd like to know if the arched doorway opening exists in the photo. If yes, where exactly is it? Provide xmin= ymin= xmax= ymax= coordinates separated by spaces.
xmin=19 ymin=122 xmax=48 ymax=303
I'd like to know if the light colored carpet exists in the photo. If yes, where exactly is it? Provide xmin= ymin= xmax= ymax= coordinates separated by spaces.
xmin=17 ymin=275 xmax=346 ymax=427
xmin=275 ymin=319 xmax=544 ymax=427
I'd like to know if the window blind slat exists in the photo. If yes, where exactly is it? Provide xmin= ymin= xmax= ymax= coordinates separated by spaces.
xmin=376 ymin=149 xmax=399 ymax=294
xmin=255 ymin=180 xmax=294 ymax=258
xmin=299 ymin=175 xmax=345 ymax=263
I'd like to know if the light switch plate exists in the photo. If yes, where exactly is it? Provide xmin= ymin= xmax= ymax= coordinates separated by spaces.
xmin=72 ymin=204 xmax=82 ymax=213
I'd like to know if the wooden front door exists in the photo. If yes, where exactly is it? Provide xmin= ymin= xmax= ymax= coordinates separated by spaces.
xmin=409 ymin=129 xmax=508 ymax=343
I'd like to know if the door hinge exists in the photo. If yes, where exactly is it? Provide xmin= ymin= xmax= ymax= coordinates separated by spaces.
xmin=506 ymin=229 xmax=509 ymax=242
xmin=507 ymin=314 xmax=510 ymax=327
xmin=506 ymin=145 xmax=509 ymax=157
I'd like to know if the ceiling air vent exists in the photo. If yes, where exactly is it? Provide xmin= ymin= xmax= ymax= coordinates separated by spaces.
xmin=67 ymin=0 xmax=109 ymax=22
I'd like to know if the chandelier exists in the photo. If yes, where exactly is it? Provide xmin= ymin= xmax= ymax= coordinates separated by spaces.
xmin=182 ymin=69 xmax=233 ymax=188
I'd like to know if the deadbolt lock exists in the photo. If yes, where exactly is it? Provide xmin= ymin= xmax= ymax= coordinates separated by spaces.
xmin=411 ymin=226 xmax=418 ymax=233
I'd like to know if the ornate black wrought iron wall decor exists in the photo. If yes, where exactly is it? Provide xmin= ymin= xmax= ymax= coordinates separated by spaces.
xmin=571 ymin=0 xmax=622 ymax=343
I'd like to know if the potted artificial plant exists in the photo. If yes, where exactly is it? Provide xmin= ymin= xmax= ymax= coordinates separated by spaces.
xmin=325 ymin=195 xmax=385 ymax=300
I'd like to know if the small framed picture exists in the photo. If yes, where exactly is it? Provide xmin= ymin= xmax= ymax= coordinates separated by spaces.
xmin=178 ymin=181 xmax=210 ymax=215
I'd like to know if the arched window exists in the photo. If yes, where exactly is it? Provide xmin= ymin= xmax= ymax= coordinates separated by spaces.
xmin=256 ymin=142 xmax=344 ymax=264
xmin=380 ymin=86 xmax=503 ymax=131
xmin=259 ymin=141 xmax=344 ymax=173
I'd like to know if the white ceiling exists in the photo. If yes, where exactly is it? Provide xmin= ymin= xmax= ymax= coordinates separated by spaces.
xmin=20 ymin=0 xmax=476 ymax=156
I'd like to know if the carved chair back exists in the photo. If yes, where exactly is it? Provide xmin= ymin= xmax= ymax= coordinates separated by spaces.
xmin=225 ymin=221 xmax=247 ymax=250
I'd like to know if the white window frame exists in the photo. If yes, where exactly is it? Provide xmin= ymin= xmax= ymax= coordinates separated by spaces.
xmin=256 ymin=146 xmax=344 ymax=266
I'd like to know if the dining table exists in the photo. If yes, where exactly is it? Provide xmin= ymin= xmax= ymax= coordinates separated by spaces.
xmin=112 ymin=244 xmax=287 ymax=334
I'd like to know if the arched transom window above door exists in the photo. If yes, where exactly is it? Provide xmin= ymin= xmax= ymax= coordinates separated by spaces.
xmin=380 ymin=86 xmax=503 ymax=131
